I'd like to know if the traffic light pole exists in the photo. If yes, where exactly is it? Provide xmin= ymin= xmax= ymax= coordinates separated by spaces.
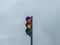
xmin=31 ymin=16 xmax=33 ymax=45
xmin=31 ymin=36 xmax=32 ymax=45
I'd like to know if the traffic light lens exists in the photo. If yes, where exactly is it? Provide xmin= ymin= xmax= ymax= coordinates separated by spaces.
xmin=27 ymin=19 xmax=31 ymax=23
xmin=26 ymin=17 xmax=31 ymax=23
xmin=27 ymin=24 xmax=31 ymax=29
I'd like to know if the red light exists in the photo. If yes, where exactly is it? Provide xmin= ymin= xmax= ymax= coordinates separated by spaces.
xmin=27 ymin=18 xmax=31 ymax=23
xmin=26 ymin=17 xmax=31 ymax=23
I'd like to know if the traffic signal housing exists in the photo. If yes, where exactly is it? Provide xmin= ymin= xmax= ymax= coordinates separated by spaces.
xmin=25 ymin=16 xmax=32 ymax=37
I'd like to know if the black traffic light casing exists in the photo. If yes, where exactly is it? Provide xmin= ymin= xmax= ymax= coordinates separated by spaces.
xmin=25 ymin=16 xmax=32 ymax=37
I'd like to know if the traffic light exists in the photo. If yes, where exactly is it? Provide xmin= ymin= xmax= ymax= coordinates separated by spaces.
xmin=25 ymin=16 xmax=32 ymax=37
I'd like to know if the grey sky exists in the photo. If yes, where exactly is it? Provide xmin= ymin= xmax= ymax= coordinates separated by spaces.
xmin=0 ymin=0 xmax=60 ymax=45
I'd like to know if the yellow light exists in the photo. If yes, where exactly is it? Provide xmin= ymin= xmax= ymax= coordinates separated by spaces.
xmin=27 ymin=24 xmax=31 ymax=29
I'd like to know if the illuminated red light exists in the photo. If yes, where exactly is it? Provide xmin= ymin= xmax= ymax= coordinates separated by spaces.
xmin=27 ymin=18 xmax=31 ymax=23
xmin=26 ymin=17 xmax=31 ymax=23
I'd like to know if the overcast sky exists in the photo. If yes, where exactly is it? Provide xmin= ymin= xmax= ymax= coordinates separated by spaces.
xmin=0 ymin=0 xmax=60 ymax=45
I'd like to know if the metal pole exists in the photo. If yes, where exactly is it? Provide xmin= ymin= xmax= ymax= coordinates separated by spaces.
xmin=31 ymin=16 xmax=33 ymax=45
xmin=31 ymin=36 xmax=32 ymax=45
